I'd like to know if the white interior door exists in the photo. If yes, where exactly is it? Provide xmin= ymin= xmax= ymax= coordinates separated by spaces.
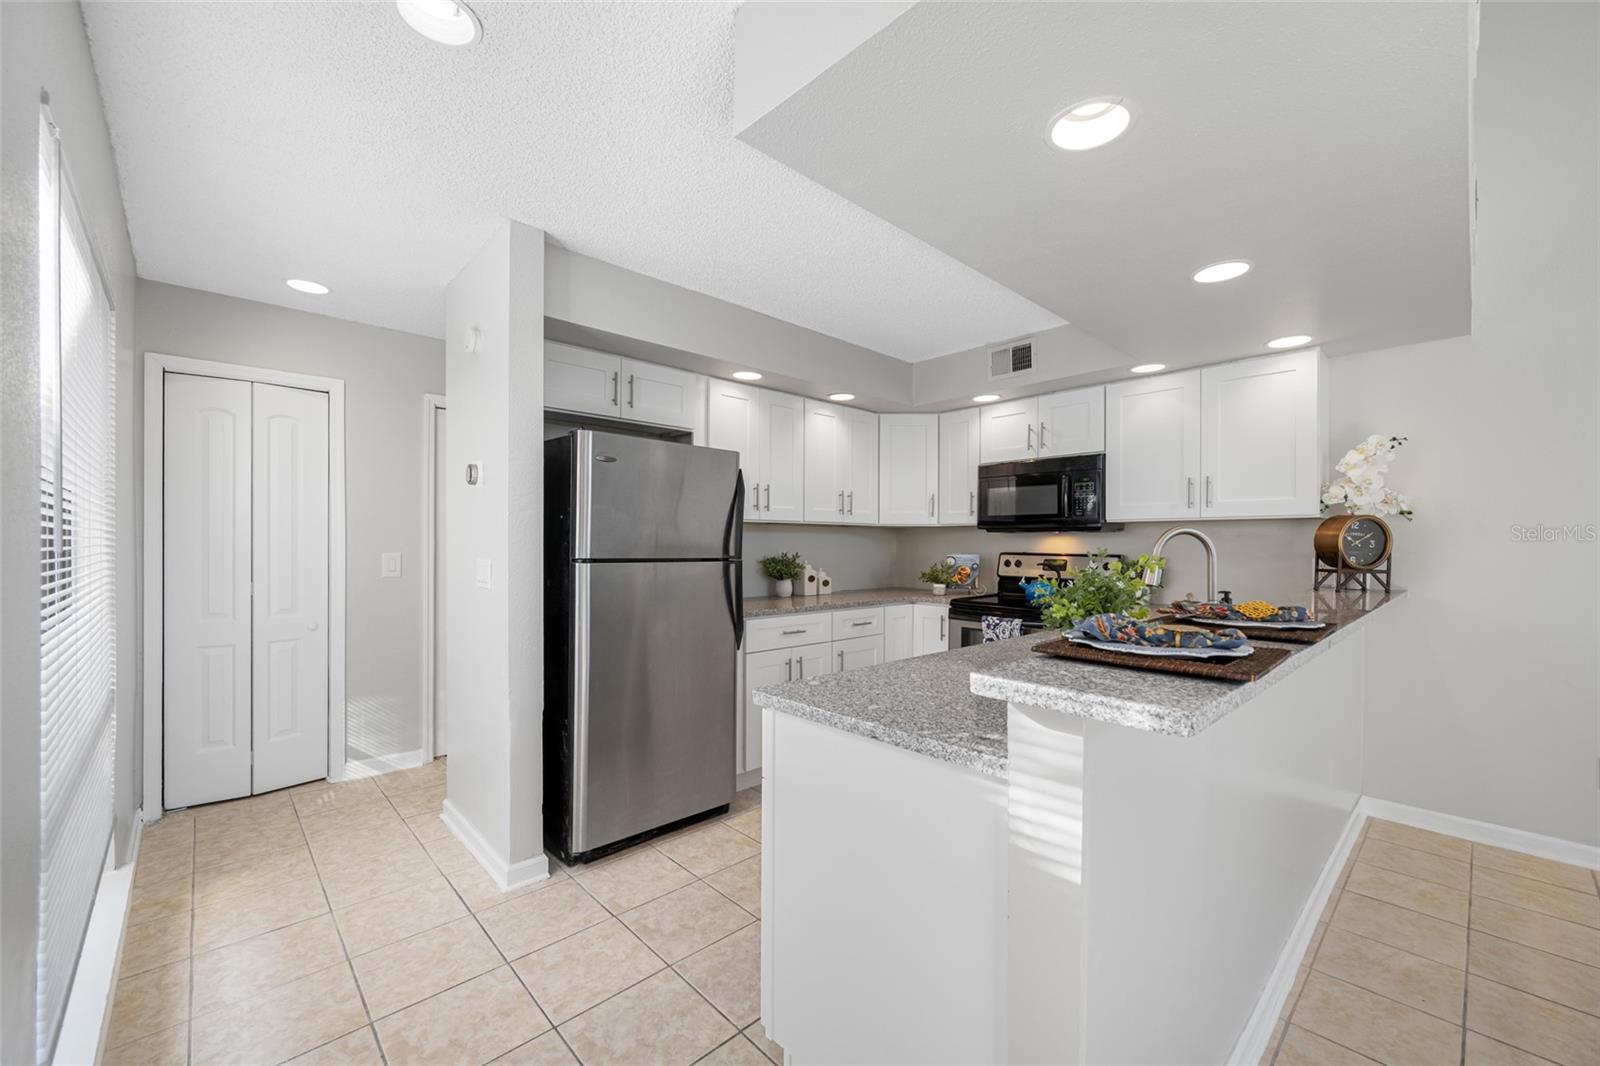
xmin=251 ymin=383 xmax=330 ymax=794
xmin=432 ymin=405 xmax=448 ymax=755
xmin=164 ymin=374 xmax=253 ymax=808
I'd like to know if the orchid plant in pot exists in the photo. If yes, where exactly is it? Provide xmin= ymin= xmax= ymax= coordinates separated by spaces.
xmin=759 ymin=552 xmax=806 ymax=597
xmin=1322 ymin=435 xmax=1415 ymax=520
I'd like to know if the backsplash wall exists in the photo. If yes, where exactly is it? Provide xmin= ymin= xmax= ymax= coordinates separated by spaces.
xmin=744 ymin=524 xmax=899 ymax=595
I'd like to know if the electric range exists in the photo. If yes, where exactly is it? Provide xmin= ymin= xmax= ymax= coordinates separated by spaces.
xmin=946 ymin=551 xmax=1121 ymax=648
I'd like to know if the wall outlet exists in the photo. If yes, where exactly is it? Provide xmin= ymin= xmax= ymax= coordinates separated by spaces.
xmin=381 ymin=552 xmax=402 ymax=578
xmin=475 ymin=558 xmax=493 ymax=589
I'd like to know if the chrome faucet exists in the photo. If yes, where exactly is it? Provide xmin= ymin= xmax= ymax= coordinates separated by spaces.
xmin=1143 ymin=526 xmax=1219 ymax=602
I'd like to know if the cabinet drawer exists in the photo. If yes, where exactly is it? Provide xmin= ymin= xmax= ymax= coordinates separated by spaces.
xmin=745 ymin=612 xmax=833 ymax=653
xmin=831 ymin=607 xmax=885 ymax=640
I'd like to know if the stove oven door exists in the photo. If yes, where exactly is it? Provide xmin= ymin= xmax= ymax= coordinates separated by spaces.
xmin=950 ymin=614 xmax=1041 ymax=648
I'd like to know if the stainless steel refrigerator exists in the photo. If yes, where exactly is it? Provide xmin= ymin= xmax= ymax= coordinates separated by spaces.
xmin=545 ymin=430 xmax=744 ymax=863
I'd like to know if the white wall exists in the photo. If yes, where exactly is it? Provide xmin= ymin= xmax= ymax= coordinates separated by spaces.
xmin=1329 ymin=1 xmax=1599 ymax=846
xmin=134 ymin=281 xmax=446 ymax=766
xmin=443 ymin=220 xmax=547 ymax=882
xmin=745 ymin=525 xmax=901 ymax=595
xmin=2 ymin=2 xmax=137 ymax=1060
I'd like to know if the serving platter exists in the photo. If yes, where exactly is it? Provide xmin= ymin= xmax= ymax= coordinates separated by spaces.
xmin=1064 ymin=635 xmax=1254 ymax=660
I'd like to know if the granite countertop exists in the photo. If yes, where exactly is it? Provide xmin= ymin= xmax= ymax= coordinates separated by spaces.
xmin=744 ymin=587 xmax=958 ymax=618
xmin=752 ymin=590 xmax=1403 ymax=778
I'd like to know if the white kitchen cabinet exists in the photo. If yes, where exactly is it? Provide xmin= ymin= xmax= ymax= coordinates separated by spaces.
xmin=708 ymin=380 xmax=762 ymax=520
xmin=884 ymin=605 xmax=915 ymax=662
xmin=741 ymin=647 xmax=791 ymax=773
xmin=793 ymin=641 xmax=836 ymax=682
xmin=804 ymin=401 xmax=878 ymax=524
xmin=913 ymin=604 xmax=949 ymax=656
xmin=1105 ymin=369 xmax=1202 ymax=522
xmin=979 ymin=398 xmax=1037 ymax=464
xmin=879 ymin=414 xmax=940 ymax=525
xmin=833 ymin=634 xmax=886 ymax=673
xmin=621 ymin=358 xmax=703 ymax=432
xmin=938 ymin=407 xmax=980 ymax=525
xmin=1199 ymin=350 xmax=1326 ymax=518
xmin=1038 ymin=385 xmax=1105 ymax=457
xmin=757 ymin=390 xmax=806 ymax=522
xmin=545 ymin=342 xmax=621 ymax=418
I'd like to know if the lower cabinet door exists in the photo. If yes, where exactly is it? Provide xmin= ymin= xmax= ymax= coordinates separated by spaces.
xmin=742 ymin=648 xmax=793 ymax=774
xmin=793 ymin=642 xmax=837 ymax=682
xmin=884 ymin=605 xmax=915 ymax=662
xmin=912 ymin=605 xmax=949 ymax=656
xmin=834 ymin=634 xmax=886 ymax=672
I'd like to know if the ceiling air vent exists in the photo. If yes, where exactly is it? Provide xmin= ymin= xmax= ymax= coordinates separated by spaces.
xmin=989 ymin=340 xmax=1035 ymax=379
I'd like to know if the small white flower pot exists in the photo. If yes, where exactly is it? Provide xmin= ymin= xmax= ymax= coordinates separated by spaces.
xmin=930 ymin=584 xmax=946 ymax=595
xmin=774 ymin=579 xmax=794 ymax=598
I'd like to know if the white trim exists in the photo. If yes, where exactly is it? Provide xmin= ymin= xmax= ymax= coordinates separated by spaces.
xmin=142 ymin=352 xmax=349 ymax=819
xmin=53 ymin=815 xmax=142 ymax=1066
xmin=1360 ymin=796 xmax=1600 ymax=871
xmin=343 ymin=749 xmax=428 ymax=781
xmin=420 ymin=393 xmax=447 ymax=760
xmin=441 ymin=798 xmax=551 ymax=891
xmin=1227 ymin=802 xmax=1365 ymax=1066
xmin=736 ymin=768 xmax=761 ymax=793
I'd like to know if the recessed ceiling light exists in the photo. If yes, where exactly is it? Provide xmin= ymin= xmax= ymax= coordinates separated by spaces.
xmin=1048 ymin=98 xmax=1132 ymax=151
xmin=1266 ymin=335 xmax=1312 ymax=349
xmin=1192 ymin=260 xmax=1252 ymax=284
xmin=1130 ymin=364 xmax=1166 ymax=374
xmin=285 ymin=279 xmax=329 ymax=295
xmin=828 ymin=393 xmax=856 ymax=402
xmin=396 ymin=0 xmax=482 ymax=46
xmin=972 ymin=394 xmax=1001 ymax=403
xmin=731 ymin=370 xmax=763 ymax=381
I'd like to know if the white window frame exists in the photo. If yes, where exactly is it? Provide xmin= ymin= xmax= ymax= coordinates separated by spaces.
xmin=140 ymin=353 xmax=348 ymax=819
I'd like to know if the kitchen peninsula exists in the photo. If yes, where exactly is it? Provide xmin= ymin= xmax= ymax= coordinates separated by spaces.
xmin=753 ymin=590 xmax=1403 ymax=1065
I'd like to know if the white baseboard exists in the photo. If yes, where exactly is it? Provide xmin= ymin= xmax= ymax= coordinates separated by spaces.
xmin=1361 ymin=796 xmax=1600 ymax=871
xmin=1227 ymin=802 xmax=1366 ymax=1066
xmin=55 ymin=815 xmax=143 ymax=1066
xmin=736 ymin=769 xmax=761 ymax=792
xmin=440 ymin=798 xmax=550 ymax=891
xmin=342 ymin=748 xmax=428 ymax=780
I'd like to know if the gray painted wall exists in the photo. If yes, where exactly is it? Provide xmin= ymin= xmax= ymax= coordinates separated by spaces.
xmin=2 ymin=2 xmax=137 ymax=1060
xmin=134 ymin=280 xmax=446 ymax=766
xmin=744 ymin=524 xmax=901 ymax=595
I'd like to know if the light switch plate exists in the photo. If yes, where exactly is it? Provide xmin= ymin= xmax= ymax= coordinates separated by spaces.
xmin=381 ymin=552 xmax=402 ymax=578
xmin=475 ymin=558 xmax=492 ymax=589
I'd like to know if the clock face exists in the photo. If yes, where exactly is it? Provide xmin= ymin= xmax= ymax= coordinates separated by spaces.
xmin=1342 ymin=518 xmax=1388 ymax=567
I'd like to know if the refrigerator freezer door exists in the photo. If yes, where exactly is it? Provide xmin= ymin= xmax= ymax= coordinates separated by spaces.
xmin=571 ymin=560 xmax=736 ymax=853
xmin=576 ymin=431 xmax=741 ymax=561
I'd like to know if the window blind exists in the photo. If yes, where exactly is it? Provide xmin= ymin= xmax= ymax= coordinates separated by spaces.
xmin=37 ymin=109 xmax=117 ymax=1064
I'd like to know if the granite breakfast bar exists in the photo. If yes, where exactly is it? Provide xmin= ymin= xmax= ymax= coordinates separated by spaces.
xmin=753 ymin=591 xmax=1402 ymax=1066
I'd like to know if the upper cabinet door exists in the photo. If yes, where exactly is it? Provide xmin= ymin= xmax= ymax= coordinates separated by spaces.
xmin=803 ymin=400 xmax=845 ymax=522
xmin=546 ymin=342 xmax=621 ymax=418
xmin=1038 ymin=385 xmax=1105 ymax=457
xmin=622 ymin=358 xmax=703 ymax=432
xmin=1106 ymin=370 xmax=1202 ymax=522
xmin=1200 ymin=350 xmax=1325 ymax=518
xmin=938 ymin=408 xmax=980 ymax=526
xmin=878 ymin=414 xmax=937 ymax=525
xmin=757 ymin=391 xmax=806 ymax=522
xmin=979 ymin=398 xmax=1038 ymax=463
xmin=708 ymin=380 xmax=761 ymax=520
xmin=844 ymin=410 xmax=880 ymax=524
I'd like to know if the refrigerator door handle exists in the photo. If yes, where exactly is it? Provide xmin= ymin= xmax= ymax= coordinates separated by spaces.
xmin=723 ymin=469 xmax=745 ymax=648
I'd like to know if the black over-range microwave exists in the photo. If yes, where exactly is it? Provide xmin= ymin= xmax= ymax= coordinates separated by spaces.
xmin=976 ymin=452 xmax=1119 ymax=532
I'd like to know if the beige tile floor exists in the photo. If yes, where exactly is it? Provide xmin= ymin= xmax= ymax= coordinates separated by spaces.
xmin=1264 ymin=818 xmax=1600 ymax=1066
xmin=102 ymin=759 xmax=781 ymax=1066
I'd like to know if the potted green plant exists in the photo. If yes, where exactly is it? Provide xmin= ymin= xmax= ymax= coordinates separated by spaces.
xmin=759 ymin=552 xmax=806 ymax=597
xmin=1032 ymin=550 xmax=1166 ymax=628
xmin=918 ymin=559 xmax=957 ymax=595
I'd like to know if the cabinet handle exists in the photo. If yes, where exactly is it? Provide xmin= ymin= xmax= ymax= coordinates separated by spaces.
xmin=627 ymin=373 xmax=635 ymax=408
xmin=838 ymin=490 xmax=845 ymax=514
xmin=850 ymin=619 xmax=873 ymax=627
xmin=1027 ymin=424 xmax=1034 ymax=452
xmin=847 ymin=491 xmax=854 ymax=515
xmin=970 ymin=490 xmax=975 ymax=516
xmin=781 ymin=628 xmax=807 ymax=635
xmin=786 ymin=658 xmax=793 ymax=681
xmin=764 ymin=484 xmax=771 ymax=511
xmin=1205 ymin=475 xmax=1214 ymax=507
xmin=838 ymin=650 xmax=845 ymax=671
xmin=1187 ymin=476 xmax=1195 ymax=508
xmin=1039 ymin=421 xmax=1047 ymax=450
xmin=940 ymin=617 xmax=947 ymax=640
xmin=751 ymin=484 xmax=759 ymax=511
xmin=929 ymin=493 xmax=935 ymax=519
xmin=611 ymin=371 xmax=619 ymax=406
xmin=797 ymin=656 xmax=805 ymax=680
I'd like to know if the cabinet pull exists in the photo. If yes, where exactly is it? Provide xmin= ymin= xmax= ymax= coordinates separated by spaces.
xmin=764 ymin=484 xmax=771 ymax=511
xmin=1187 ymin=476 xmax=1195 ymax=508
xmin=851 ymin=619 xmax=872 ymax=627
xmin=969 ymin=490 xmax=975 ymax=515
xmin=785 ymin=658 xmax=793 ymax=681
xmin=838 ymin=490 xmax=845 ymax=514
xmin=847 ymin=491 xmax=854 ymax=515
xmin=929 ymin=493 xmax=935 ymax=519
xmin=780 ymin=628 xmax=807 ymax=635
xmin=627 ymin=373 xmax=635 ymax=408
xmin=1039 ymin=421 xmax=1047 ymax=450
xmin=797 ymin=657 xmax=805 ymax=680
xmin=751 ymin=484 xmax=759 ymax=511
xmin=1027 ymin=423 xmax=1034 ymax=452
xmin=940 ymin=617 xmax=947 ymax=640
xmin=1205 ymin=475 xmax=1214 ymax=507
xmin=838 ymin=650 xmax=845 ymax=670
xmin=610 ymin=371 xmax=619 ymax=406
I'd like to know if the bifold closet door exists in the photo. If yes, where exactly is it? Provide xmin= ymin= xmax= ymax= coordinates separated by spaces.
xmin=164 ymin=375 xmax=330 ymax=808
xmin=164 ymin=374 xmax=254 ymax=809
xmin=251 ymin=382 xmax=330 ymax=793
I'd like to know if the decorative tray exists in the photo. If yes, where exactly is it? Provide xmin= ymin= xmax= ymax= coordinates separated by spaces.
xmin=1170 ymin=617 xmax=1340 ymax=646
xmin=1032 ymin=638 xmax=1294 ymax=683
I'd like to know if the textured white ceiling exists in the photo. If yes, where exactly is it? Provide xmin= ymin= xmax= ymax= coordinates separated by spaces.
xmin=81 ymin=1 xmax=1063 ymax=360
xmin=742 ymin=1 xmax=1473 ymax=362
